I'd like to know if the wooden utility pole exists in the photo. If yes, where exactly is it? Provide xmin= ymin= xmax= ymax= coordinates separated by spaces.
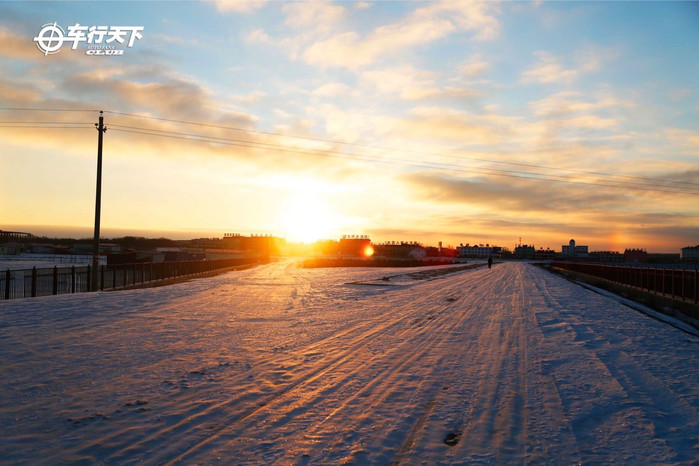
xmin=92 ymin=111 xmax=106 ymax=291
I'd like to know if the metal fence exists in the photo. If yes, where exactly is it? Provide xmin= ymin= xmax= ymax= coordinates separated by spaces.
xmin=1 ymin=258 xmax=259 ymax=300
xmin=552 ymin=262 xmax=699 ymax=304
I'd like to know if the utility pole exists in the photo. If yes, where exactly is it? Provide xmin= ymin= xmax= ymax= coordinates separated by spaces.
xmin=92 ymin=111 xmax=106 ymax=291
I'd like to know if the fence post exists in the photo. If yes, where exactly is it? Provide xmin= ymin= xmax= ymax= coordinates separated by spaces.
xmin=101 ymin=265 xmax=105 ymax=291
xmin=4 ymin=269 xmax=10 ymax=300
xmin=86 ymin=265 xmax=91 ymax=293
xmin=670 ymin=269 xmax=675 ymax=298
xmin=71 ymin=266 xmax=76 ymax=294
xmin=31 ymin=267 xmax=37 ymax=298
xmin=52 ymin=266 xmax=58 ymax=295
xmin=661 ymin=269 xmax=665 ymax=296
xmin=682 ymin=270 xmax=685 ymax=301
xmin=653 ymin=268 xmax=657 ymax=294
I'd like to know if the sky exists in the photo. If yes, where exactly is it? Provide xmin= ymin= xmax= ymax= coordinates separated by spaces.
xmin=0 ymin=1 xmax=697 ymax=252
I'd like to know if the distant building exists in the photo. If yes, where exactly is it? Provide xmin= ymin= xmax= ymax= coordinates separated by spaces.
xmin=0 ymin=243 xmax=22 ymax=255
xmin=189 ymin=237 xmax=225 ymax=250
xmin=681 ymin=245 xmax=699 ymax=262
xmin=647 ymin=253 xmax=680 ymax=264
xmin=338 ymin=235 xmax=372 ymax=257
xmin=222 ymin=233 xmax=285 ymax=256
xmin=624 ymin=248 xmax=648 ymax=263
xmin=0 ymin=230 xmax=32 ymax=241
xmin=313 ymin=239 xmax=340 ymax=256
xmin=561 ymin=239 xmax=589 ymax=258
xmin=457 ymin=244 xmax=502 ymax=259
xmin=590 ymin=251 xmax=623 ymax=262
xmin=514 ymin=244 xmax=535 ymax=260
xmin=534 ymin=247 xmax=557 ymax=260
xmin=374 ymin=241 xmax=424 ymax=260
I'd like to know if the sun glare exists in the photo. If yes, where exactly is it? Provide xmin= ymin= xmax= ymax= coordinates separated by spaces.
xmin=279 ymin=193 xmax=335 ymax=243
xmin=362 ymin=244 xmax=375 ymax=257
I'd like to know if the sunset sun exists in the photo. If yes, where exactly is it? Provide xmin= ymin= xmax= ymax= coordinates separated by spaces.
xmin=279 ymin=193 xmax=335 ymax=243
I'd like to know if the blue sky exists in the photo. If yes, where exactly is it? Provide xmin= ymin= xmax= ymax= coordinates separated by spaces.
xmin=0 ymin=1 xmax=697 ymax=252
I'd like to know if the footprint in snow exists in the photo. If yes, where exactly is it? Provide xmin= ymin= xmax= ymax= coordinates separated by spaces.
xmin=444 ymin=430 xmax=461 ymax=446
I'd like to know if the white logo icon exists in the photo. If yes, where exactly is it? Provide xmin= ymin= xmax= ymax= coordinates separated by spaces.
xmin=34 ymin=22 xmax=65 ymax=55
xmin=33 ymin=22 xmax=144 ymax=56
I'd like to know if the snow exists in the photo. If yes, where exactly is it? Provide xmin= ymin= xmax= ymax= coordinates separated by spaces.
xmin=0 ymin=261 xmax=697 ymax=464
xmin=0 ymin=254 xmax=94 ymax=271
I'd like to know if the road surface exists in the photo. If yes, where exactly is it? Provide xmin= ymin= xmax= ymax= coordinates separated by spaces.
xmin=0 ymin=261 xmax=697 ymax=464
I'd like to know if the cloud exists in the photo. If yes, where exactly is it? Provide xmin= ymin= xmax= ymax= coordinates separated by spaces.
xmin=665 ymin=129 xmax=699 ymax=153
xmin=414 ymin=0 xmax=500 ymax=41
xmin=0 ymin=79 xmax=40 ymax=104
xmin=302 ymin=16 xmax=454 ymax=69
xmin=362 ymin=66 xmax=432 ymax=93
xmin=385 ymin=106 xmax=518 ymax=145
xmin=521 ymin=51 xmax=578 ymax=84
xmin=393 ymin=170 xmax=699 ymax=251
xmin=458 ymin=54 xmax=491 ymax=78
xmin=267 ymin=0 xmax=501 ymax=69
xmin=282 ymin=2 xmax=346 ymax=31
xmin=61 ymin=71 xmax=220 ymax=121
xmin=0 ymin=25 xmax=81 ymax=62
xmin=153 ymin=33 xmax=185 ymax=45
xmin=400 ymin=171 xmax=627 ymax=213
xmin=312 ymin=82 xmax=356 ymax=98
xmin=360 ymin=65 xmax=480 ymax=101
xmin=529 ymin=91 xmax=635 ymax=117
xmin=0 ymin=26 xmax=39 ymax=60
xmin=559 ymin=115 xmax=619 ymax=130
xmin=229 ymin=90 xmax=268 ymax=104
xmin=575 ymin=47 xmax=620 ymax=73
xmin=521 ymin=48 xmax=619 ymax=85
xmin=214 ymin=0 xmax=267 ymax=13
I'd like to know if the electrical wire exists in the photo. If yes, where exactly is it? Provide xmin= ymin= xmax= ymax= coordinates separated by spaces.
xmin=108 ymin=126 xmax=699 ymax=196
xmin=0 ymin=125 xmax=90 ymax=129
xmin=104 ymin=109 xmax=699 ymax=189
xmin=1 ymin=107 xmax=697 ymax=194
xmin=107 ymin=124 xmax=699 ymax=195
xmin=0 ymin=107 xmax=98 ymax=112
xmin=0 ymin=121 xmax=92 ymax=124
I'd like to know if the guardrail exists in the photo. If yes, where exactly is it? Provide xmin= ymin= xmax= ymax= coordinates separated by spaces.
xmin=1 ymin=258 xmax=259 ymax=300
xmin=551 ymin=262 xmax=698 ymax=304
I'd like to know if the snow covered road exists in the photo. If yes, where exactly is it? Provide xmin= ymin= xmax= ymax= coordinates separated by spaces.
xmin=0 ymin=261 xmax=697 ymax=464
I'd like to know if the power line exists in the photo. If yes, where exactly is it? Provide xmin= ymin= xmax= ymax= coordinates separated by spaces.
xmin=108 ymin=126 xmax=699 ymax=196
xmin=0 ymin=107 xmax=98 ymax=113
xmin=104 ymin=109 xmax=699 ymax=189
xmin=1 ymin=107 xmax=697 ymax=194
xmin=0 ymin=125 xmax=90 ymax=129
xmin=107 ymin=124 xmax=699 ymax=195
xmin=0 ymin=121 xmax=93 ymax=124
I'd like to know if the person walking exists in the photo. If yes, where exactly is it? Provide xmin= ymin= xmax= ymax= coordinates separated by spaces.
xmin=487 ymin=256 xmax=493 ymax=269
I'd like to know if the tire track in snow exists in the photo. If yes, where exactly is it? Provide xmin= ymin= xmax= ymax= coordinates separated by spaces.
xmin=448 ymin=263 xmax=530 ymax=463
xmin=9 ymin=262 xmax=696 ymax=464
xmin=163 ymin=273 xmax=479 ymax=464
xmin=73 ymin=265 xmax=482 ymax=463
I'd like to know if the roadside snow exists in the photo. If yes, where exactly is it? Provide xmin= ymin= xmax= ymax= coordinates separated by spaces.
xmin=0 ymin=261 xmax=696 ymax=464
xmin=0 ymin=254 xmax=94 ymax=270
